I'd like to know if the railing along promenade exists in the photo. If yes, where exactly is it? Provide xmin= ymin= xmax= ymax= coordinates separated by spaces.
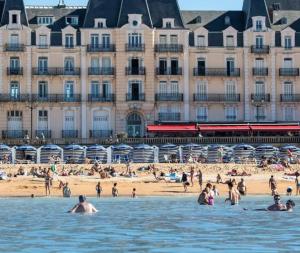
xmin=2 ymin=136 xmax=300 ymax=146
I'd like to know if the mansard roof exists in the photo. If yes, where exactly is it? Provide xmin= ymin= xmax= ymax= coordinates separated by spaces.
xmin=243 ymin=0 xmax=271 ymax=29
xmin=0 ymin=0 xmax=28 ymax=26
xmin=83 ymin=0 xmax=184 ymax=29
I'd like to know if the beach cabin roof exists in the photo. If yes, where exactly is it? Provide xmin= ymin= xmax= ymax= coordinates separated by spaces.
xmin=64 ymin=144 xmax=84 ymax=151
xmin=134 ymin=144 xmax=153 ymax=150
xmin=16 ymin=145 xmax=37 ymax=151
xmin=112 ymin=144 xmax=133 ymax=150
xmin=87 ymin=145 xmax=106 ymax=151
xmin=41 ymin=144 xmax=61 ymax=151
xmin=0 ymin=144 xmax=10 ymax=150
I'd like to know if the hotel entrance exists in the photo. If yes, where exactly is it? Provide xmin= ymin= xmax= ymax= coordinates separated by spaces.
xmin=127 ymin=113 xmax=143 ymax=137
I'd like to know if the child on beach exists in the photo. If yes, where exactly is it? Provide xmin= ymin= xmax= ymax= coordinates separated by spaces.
xmin=96 ymin=182 xmax=102 ymax=198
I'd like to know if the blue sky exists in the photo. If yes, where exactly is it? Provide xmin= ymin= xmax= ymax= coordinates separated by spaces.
xmin=24 ymin=0 xmax=244 ymax=10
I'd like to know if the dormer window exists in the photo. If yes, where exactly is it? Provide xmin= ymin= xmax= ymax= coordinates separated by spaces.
xmin=66 ymin=16 xmax=78 ymax=26
xmin=272 ymin=3 xmax=281 ymax=10
xmin=94 ymin=18 xmax=106 ymax=28
xmin=252 ymin=17 xmax=266 ymax=32
xmin=196 ymin=16 xmax=201 ymax=24
xmin=256 ymin=20 xmax=263 ymax=31
xmin=225 ymin=16 xmax=231 ymax=26
xmin=37 ymin=16 xmax=54 ymax=25
xmin=128 ymin=14 xmax=142 ymax=28
xmin=9 ymin=11 xmax=21 ymax=25
xmin=163 ymin=18 xmax=174 ymax=29
xmin=281 ymin=17 xmax=287 ymax=25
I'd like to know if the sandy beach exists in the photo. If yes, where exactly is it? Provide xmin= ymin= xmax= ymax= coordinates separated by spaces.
xmin=0 ymin=163 xmax=299 ymax=198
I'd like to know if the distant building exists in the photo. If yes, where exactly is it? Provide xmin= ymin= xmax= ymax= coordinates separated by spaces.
xmin=0 ymin=0 xmax=299 ymax=140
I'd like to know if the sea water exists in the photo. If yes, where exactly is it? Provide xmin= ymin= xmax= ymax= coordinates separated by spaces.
xmin=0 ymin=196 xmax=299 ymax=253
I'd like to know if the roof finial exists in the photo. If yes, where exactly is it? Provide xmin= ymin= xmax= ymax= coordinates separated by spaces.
xmin=57 ymin=0 xmax=66 ymax=8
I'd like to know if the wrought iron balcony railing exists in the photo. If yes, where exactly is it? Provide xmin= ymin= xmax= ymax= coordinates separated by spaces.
xmin=280 ymin=94 xmax=300 ymax=102
xmin=251 ymin=94 xmax=271 ymax=102
xmin=279 ymin=68 xmax=299 ymax=76
xmin=125 ymin=43 xmax=145 ymax=52
xmin=7 ymin=67 xmax=23 ymax=75
xmin=2 ymin=130 xmax=28 ymax=139
xmin=32 ymin=68 xmax=80 ymax=76
xmin=193 ymin=94 xmax=241 ymax=102
xmin=35 ymin=130 xmax=52 ymax=139
xmin=31 ymin=94 xmax=81 ymax=103
xmin=62 ymin=130 xmax=78 ymax=138
xmin=250 ymin=45 xmax=270 ymax=54
xmin=88 ymin=67 xmax=115 ymax=75
xmin=87 ymin=44 xmax=116 ymax=52
xmin=0 ymin=94 xmax=30 ymax=102
xmin=154 ymin=44 xmax=184 ymax=53
xmin=125 ymin=67 xmax=146 ymax=75
xmin=252 ymin=67 xmax=268 ymax=76
xmin=193 ymin=68 xmax=240 ymax=77
xmin=155 ymin=93 xmax=184 ymax=102
xmin=156 ymin=67 xmax=182 ymax=75
xmin=126 ymin=93 xmax=145 ymax=101
xmin=4 ymin=43 xmax=25 ymax=52
xmin=158 ymin=113 xmax=181 ymax=122
xmin=89 ymin=130 xmax=113 ymax=138
xmin=88 ymin=94 xmax=115 ymax=102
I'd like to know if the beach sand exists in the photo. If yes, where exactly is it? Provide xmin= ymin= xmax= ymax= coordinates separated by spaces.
xmin=0 ymin=163 xmax=299 ymax=197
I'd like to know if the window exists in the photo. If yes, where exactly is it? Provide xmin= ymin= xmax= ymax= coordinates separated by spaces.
xmin=166 ymin=22 xmax=172 ymax=28
xmin=170 ymin=35 xmax=178 ymax=44
xmin=284 ymin=36 xmax=292 ymax=49
xmin=102 ymin=81 xmax=111 ymax=97
xmin=170 ymin=81 xmax=179 ymax=94
xmin=226 ymin=35 xmax=234 ymax=48
xmin=196 ymin=81 xmax=207 ymax=95
xmin=283 ymin=58 xmax=293 ymax=68
xmin=226 ymin=81 xmax=236 ymax=95
xmin=281 ymin=17 xmax=287 ymax=25
xmin=38 ymin=35 xmax=48 ymax=48
xmin=91 ymin=57 xmax=100 ymax=68
xmin=91 ymin=81 xmax=100 ymax=96
xmin=255 ymin=58 xmax=264 ymax=68
xmin=7 ymin=111 xmax=22 ymax=132
xmin=197 ymin=35 xmax=206 ymax=47
xmin=9 ymin=34 xmax=19 ymax=45
xmin=197 ymin=107 xmax=208 ymax=121
xmin=225 ymin=16 xmax=231 ymax=25
xmin=159 ymin=81 xmax=167 ymax=93
xmin=256 ymin=20 xmax=263 ymax=31
xmin=38 ymin=81 xmax=48 ymax=98
xmin=196 ymin=16 xmax=202 ymax=23
xmin=255 ymin=81 xmax=265 ymax=95
xmin=38 ymin=57 xmax=48 ymax=72
xmin=225 ymin=107 xmax=237 ymax=121
xmin=102 ymin=34 xmax=111 ymax=47
xmin=159 ymin=35 xmax=167 ymax=44
xmin=10 ymin=57 xmax=20 ymax=69
xmin=64 ymin=57 xmax=74 ymax=71
xmin=66 ymin=16 xmax=78 ymax=25
xmin=38 ymin=110 xmax=48 ymax=131
xmin=64 ymin=81 xmax=74 ymax=98
xmin=91 ymin=34 xmax=99 ymax=47
xmin=255 ymin=36 xmax=264 ymax=48
xmin=98 ymin=22 xmax=103 ymax=28
xmin=128 ymin=33 xmax=142 ymax=46
xmin=272 ymin=3 xmax=281 ymax=10
xmin=284 ymin=82 xmax=294 ymax=95
xmin=285 ymin=107 xmax=295 ymax=121
xmin=132 ymin=20 xmax=138 ymax=26
xmin=12 ymin=14 xmax=17 ymax=24
xmin=37 ymin=16 xmax=54 ymax=25
xmin=10 ymin=81 xmax=19 ymax=98
xmin=64 ymin=111 xmax=75 ymax=130
xmin=65 ymin=34 xmax=74 ymax=48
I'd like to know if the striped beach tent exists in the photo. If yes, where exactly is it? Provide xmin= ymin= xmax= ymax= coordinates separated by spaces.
xmin=132 ymin=144 xmax=155 ymax=163
xmin=15 ymin=145 xmax=37 ymax=162
xmin=63 ymin=144 xmax=85 ymax=164
xmin=86 ymin=145 xmax=108 ymax=163
xmin=39 ymin=144 xmax=63 ymax=163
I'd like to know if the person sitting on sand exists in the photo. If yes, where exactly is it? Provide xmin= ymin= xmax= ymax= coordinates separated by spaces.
xmin=237 ymin=178 xmax=247 ymax=196
xmin=63 ymin=182 xmax=71 ymax=198
xmin=112 ymin=183 xmax=119 ymax=197
xmin=225 ymin=182 xmax=240 ymax=205
xmin=69 ymin=195 xmax=98 ymax=214
xmin=267 ymin=195 xmax=286 ymax=211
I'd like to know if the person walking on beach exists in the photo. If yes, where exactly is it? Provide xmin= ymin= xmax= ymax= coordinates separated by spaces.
xmin=269 ymin=175 xmax=277 ymax=196
xmin=63 ymin=182 xmax=71 ymax=198
xmin=45 ymin=171 xmax=51 ymax=196
xmin=198 ymin=170 xmax=203 ymax=190
xmin=190 ymin=167 xmax=195 ymax=187
xmin=225 ymin=182 xmax=240 ymax=205
xmin=237 ymin=178 xmax=247 ymax=196
xmin=182 ymin=172 xmax=189 ymax=192
xmin=96 ymin=182 xmax=102 ymax=198
xmin=132 ymin=188 xmax=136 ymax=198
xmin=295 ymin=175 xmax=300 ymax=195
xmin=112 ymin=183 xmax=119 ymax=197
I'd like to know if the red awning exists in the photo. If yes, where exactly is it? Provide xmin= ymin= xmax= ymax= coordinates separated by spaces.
xmin=250 ymin=125 xmax=300 ymax=132
xmin=147 ymin=124 xmax=198 ymax=133
xmin=199 ymin=125 xmax=251 ymax=132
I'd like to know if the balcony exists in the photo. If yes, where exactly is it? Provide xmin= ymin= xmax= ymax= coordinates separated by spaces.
xmin=125 ymin=67 xmax=146 ymax=75
xmin=0 ymin=94 xmax=30 ymax=102
xmin=154 ymin=44 xmax=183 ymax=53
xmin=155 ymin=93 xmax=184 ymax=102
xmin=193 ymin=94 xmax=241 ymax=102
xmin=156 ymin=67 xmax=182 ymax=76
xmin=4 ymin=43 xmax=25 ymax=52
xmin=64 ymin=45 xmax=75 ymax=50
xmin=89 ymin=130 xmax=113 ymax=138
xmin=35 ymin=130 xmax=51 ymax=139
xmin=88 ymin=67 xmax=115 ymax=75
xmin=88 ymin=94 xmax=115 ymax=102
xmin=126 ymin=93 xmax=145 ymax=101
xmin=31 ymin=94 xmax=81 ymax=103
xmin=226 ymin=116 xmax=237 ymax=121
xmin=255 ymin=115 xmax=267 ymax=121
xmin=37 ymin=44 xmax=50 ymax=49
xmin=279 ymin=68 xmax=299 ymax=77
xmin=250 ymin=45 xmax=270 ymax=54
xmin=251 ymin=94 xmax=271 ymax=102
xmin=87 ymin=44 xmax=116 ymax=52
xmin=252 ymin=68 xmax=268 ymax=76
xmin=193 ymin=68 xmax=240 ymax=77
xmin=158 ymin=113 xmax=181 ymax=122
xmin=2 ymin=130 xmax=28 ymax=139
xmin=32 ymin=68 xmax=80 ymax=76
xmin=280 ymin=94 xmax=300 ymax=102
xmin=7 ymin=67 xmax=23 ymax=75
xmin=196 ymin=116 xmax=208 ymax=122
xmin=125 ymin=43 xmax=145 ymax=52
xmin=62 ymin=130 xmax=78 ymax=138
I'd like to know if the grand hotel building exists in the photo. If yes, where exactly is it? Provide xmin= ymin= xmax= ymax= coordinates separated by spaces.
xmin=0 ymin=0 xmax=299 ymax=140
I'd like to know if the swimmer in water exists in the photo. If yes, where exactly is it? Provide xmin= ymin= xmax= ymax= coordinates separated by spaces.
xmin=246 ymin=198 xmax=295 ymax=212
xmin=69 ymin=195 xmax=98 ymax=214
xmin=267 ymin=195 xmax=286 ymax=211
xmin=225 ymin=182 xmax=240 ymax=205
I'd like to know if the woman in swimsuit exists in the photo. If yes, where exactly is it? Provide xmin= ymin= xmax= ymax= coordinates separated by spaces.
xmin=45 ymin=172 xmax=51 ymax=196
xmin=112 ymin=183 xmax=119 ymax=197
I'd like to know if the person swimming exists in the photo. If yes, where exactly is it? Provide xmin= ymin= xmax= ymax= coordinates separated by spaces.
xmin=225 ymin=182 xmax=240 ymax=205
xmin=267 ymin=195 xmax=286 ymax=211
xmin=68 ymin=195 xmax=98 ymax=214
xmin=246 ymin=198 xmax=296 ymax=212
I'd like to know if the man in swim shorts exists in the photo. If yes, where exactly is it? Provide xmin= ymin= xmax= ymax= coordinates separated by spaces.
xmin=237 ymin=178 xmax=247 ymax=196
xmin=225 ymin=182 xmax=240 ymax=205
xmin=267 ymin=195 xmax=286 ymax=211
xmin=69 ymin=195 xmax=98 ymax=213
